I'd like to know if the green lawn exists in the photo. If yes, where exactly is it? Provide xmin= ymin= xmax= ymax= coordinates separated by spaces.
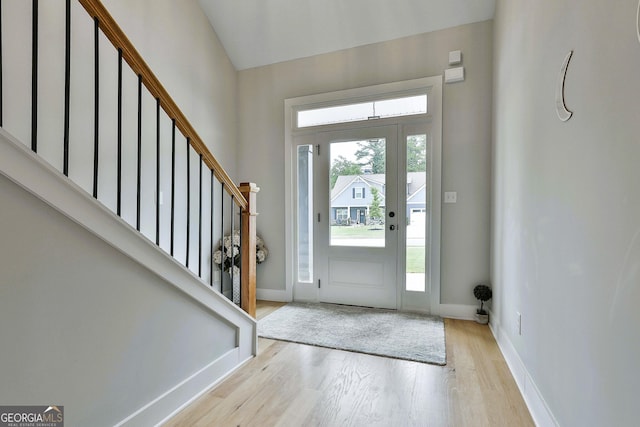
xmin=406 ymin=246 xmax=425 ymax=273
xmin=330 ymin=225 xmax=384 ymax=239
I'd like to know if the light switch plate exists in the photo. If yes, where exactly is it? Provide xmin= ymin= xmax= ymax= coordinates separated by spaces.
xmin=444 ymin=192 xmax=457 ymax=203
xmin=445 ymin=67 xmax=465 ymax=83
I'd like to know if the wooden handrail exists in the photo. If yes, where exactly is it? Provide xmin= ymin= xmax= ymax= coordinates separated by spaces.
xmin=77 ymin=0 xmax=247 ymax=210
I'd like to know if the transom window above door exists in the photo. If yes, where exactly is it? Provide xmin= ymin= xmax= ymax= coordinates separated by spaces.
xmin=296 ymin=94 xmax=427 ymax=128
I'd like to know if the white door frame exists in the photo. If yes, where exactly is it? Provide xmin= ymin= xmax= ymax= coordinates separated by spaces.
xmin=284 ymin=76 xmax=442 ymax=314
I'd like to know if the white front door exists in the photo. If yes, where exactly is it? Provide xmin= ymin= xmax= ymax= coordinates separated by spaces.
xmin=315 ymin=125 xmax=398 ymax=309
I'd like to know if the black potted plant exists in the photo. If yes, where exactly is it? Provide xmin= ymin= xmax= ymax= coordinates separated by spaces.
xmin=473 ymin=284 xmax=492 ymax=324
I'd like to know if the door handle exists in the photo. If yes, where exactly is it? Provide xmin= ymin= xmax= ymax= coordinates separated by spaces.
xmin=389 ymin=225 xmax=396 ymax=231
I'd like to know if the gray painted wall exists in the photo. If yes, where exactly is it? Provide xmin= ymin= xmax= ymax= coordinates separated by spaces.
xmin=0 ymin=174 xmax=236 ymax=427
xmin=103 ymin=0 xmax=239 ymax=181
xmin=238 ymin=21 xmax=493 ymax=305
xmin=492 ymin=0 xmax=640 ymax=425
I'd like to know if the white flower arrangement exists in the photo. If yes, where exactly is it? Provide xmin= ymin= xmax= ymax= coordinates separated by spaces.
xmin=212 ymin=230 xmax=269 ymax=275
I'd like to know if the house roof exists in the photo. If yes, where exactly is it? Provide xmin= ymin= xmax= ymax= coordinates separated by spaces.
xmin=407 ymin=184 xmax=426 ymax=202
xmin=331 ymin=175 xmax=384 ymax=201
xmin=406 ymin=171 xmax=427 ymax=199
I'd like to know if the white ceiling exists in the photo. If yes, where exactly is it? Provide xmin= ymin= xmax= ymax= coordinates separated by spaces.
xmin=198 ymin=0 xmax=496 ymax=70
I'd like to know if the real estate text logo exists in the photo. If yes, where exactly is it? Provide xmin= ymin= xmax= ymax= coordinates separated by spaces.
xmin=0 ymin=406 xmax=63 ymax=427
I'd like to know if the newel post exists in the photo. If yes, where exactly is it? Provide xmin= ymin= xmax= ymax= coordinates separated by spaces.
xmin=239 ymin=182 xmax=259 ymax=317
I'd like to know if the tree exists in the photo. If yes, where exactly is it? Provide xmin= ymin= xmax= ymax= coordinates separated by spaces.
xmin=355 ymin=139 xmax=385 ymax=174
xmin=353 ymin=137 xmax=426 ymax=174
xmin=407 ymin=135 xmax=427 ymax=172
xmin=330 ymin=156 xmax=361 ymax=188
xmin=368 ymin=187 xmax=384 ymax=222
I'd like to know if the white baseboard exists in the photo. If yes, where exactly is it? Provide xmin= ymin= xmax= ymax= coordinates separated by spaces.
xmin=257 ymin=288 xmax=289 ymax=302
xmin=119 ymin=349 xmax=248 ymax=426
xmin=438 ymin=304 xmax=476 ymax=320
xmin=489 ymin=314 xmax=559 ymax=427
xmin=253 ymin=295 xmax=477 ymax=317
xmin=292 ymin=282 xmax=319 ymax=302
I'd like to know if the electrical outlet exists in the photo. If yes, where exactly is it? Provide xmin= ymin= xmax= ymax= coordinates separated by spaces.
xmin=516 ymin=312 xmax=522 ymax=336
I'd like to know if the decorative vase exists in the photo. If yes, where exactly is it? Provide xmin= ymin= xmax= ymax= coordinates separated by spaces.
xmin=474 ymin=312 xmax=489 ymax=325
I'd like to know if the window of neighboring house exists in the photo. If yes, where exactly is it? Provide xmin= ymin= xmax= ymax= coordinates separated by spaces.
xmin=336 ymin=208 xmax=349 ymax=222
xmin=296 ymin=94 xmax=427 ymax=128
xmin=353 ymin=187 xmax=365 ymax=199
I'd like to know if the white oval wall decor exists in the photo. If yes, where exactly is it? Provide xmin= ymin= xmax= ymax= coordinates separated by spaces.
xmin=555 ymin=51 xmax=574 ymax=122
xmin=637 ymin=0 xmax=640 ymax=44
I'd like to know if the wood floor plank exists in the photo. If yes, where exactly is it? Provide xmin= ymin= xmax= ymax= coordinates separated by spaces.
xmin=272 ymin=388 xmax=320 ymax=427
xmin=164 ymin=302 xmax=534 ymax=427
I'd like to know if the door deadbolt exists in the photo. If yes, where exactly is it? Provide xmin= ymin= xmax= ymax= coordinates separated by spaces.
xmin=389 ymin=225 xmax=396 ymax=231
xmin=389 ymin=211 xmax=395 ymax=218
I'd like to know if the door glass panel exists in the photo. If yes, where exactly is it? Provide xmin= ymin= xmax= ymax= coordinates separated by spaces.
xmin=297 ymin=145 xmax=313 ymax=282
xmin=330 ymin=139 xmax=386 ymax=247
xmin=406 ymin=134 xmax=428 ymax=292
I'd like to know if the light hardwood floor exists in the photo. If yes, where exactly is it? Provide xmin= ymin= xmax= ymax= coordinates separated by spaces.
xmin=166 ymin=301 xmax=534 ymax=427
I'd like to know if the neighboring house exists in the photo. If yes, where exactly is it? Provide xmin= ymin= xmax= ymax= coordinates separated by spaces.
xmin=331 ymin=174 xmax=385 ymax=225
xmin=331 ymin=172 xmax=427 ymax=225
xmin=405 ymin=172 xmax=427 ymax=224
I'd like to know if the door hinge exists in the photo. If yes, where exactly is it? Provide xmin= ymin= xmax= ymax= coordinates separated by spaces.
xmin=316 ymin=144 xmax=320 ymax=155
xmin=317 ymin=213 xmax=321 ymax=222
xmin=318 ymin=279 xmax=321 ymax=288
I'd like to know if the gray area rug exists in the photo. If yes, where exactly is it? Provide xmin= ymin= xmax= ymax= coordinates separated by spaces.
xmin=258 ymin=302 xmax=446 ymax=365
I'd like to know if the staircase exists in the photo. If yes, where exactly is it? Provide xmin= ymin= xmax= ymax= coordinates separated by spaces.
xmin=0 ymin=1 xmax=257 ymax=425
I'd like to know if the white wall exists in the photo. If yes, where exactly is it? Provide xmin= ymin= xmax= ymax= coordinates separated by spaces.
xmin=102 ymin=0 xmax=238 ymax=179
xmin=238 ymin=21 xmax=493 ymax=306
xmin=492 ymin=0 xmax=640 ymax=425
